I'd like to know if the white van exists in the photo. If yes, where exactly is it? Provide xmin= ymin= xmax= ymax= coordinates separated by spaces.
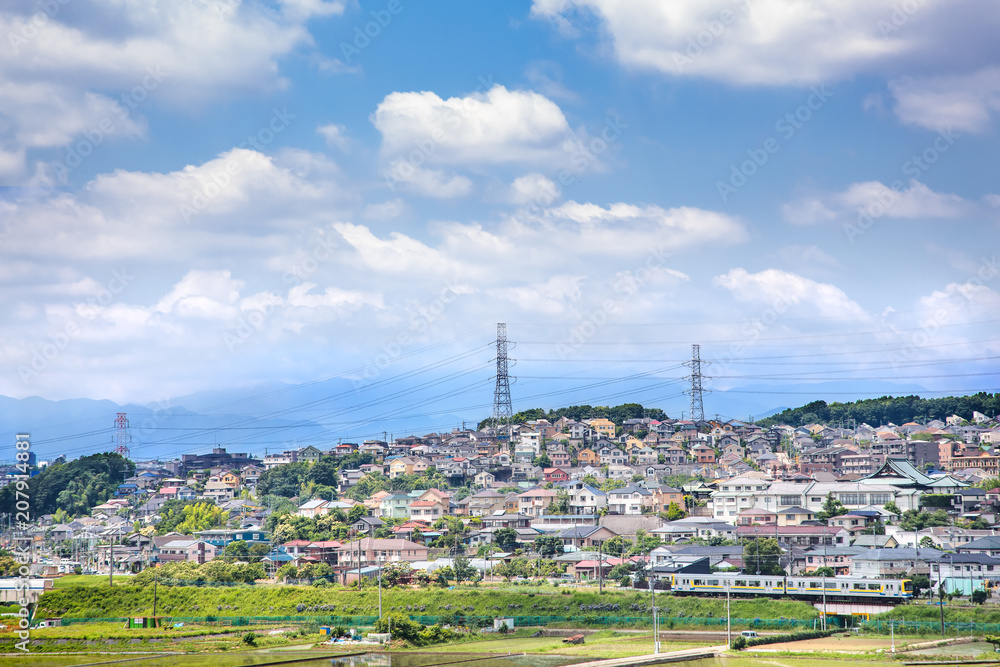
xmin=741 ymin=631 xmax=758 ymax=638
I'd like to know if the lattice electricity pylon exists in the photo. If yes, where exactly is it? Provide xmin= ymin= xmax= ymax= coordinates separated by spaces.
xmin=683 ymin=344 xmax=710 ymax=423
xmin=113 ymin=412 xmax=131 ymax=459
xmin=491 ymin=323 xmax=515 ymax=440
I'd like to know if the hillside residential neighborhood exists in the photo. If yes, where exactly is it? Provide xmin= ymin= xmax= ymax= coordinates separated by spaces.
xmin=5 ymin=411 xmax=1000 ymax=595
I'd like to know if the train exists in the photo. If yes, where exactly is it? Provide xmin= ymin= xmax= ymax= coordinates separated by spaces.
xmin=667 ymin=572 xmax=913 ymax=602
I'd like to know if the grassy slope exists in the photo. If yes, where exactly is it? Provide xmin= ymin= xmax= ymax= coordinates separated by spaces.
xmin=35 ymin=582 xmax=819 ymax=623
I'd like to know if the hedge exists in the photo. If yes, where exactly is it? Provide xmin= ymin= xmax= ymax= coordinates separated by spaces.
xmin=731 ymin=629 xmax=836 ymax=650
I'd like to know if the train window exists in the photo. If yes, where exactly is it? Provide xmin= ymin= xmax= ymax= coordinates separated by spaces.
xmin=841 ymin=583 xmax=848 ymax=588
xmin=868 ymin=584 xmax=880 ymax=590
xmin=693 ymin=579 xmax=704 ymax=586
xmin=735 ymin=580 xmax=747 ymax=586
xmin=853 ymin=583 xmax=865 ymax=590
xmin=809 ymin=581 xmax=821 ymax=588
xmin=709 ymin=580 xmax=720 ymax=586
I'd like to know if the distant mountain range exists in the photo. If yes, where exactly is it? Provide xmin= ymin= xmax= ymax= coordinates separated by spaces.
xmin=0 ymin=378 xmax=936 ymax=463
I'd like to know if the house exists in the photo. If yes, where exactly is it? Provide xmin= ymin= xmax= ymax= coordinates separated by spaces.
xmin=408 ymin=498 xmax=447 ymax=521
xmin=297 ymin=446 xmax=324 ymax=465
xmin=297 ymin=498 xmax=331 ymax=518
xmin=653 ymin=486 xmax=685 ymax=513
xmin=468 ymin=489 xmax=506 ymax=516
xmin=588 ymin=418 xmax=616 ymax=439
xmin=544 ymin=468 xmax=571 ymax=483
xmin=737 ymin=524 xmax=850 ymax=549
xmin=337 ymin=537 xmax=428 ymax=566
xmin=548 ymin=446 xmax=571 ymax=467
xmin=577 ymin=449 xmax=599 ymax=466
xmin=518 ymin=489 xmax=558 ymax=517
xmin=380 ymin=493 xmax=412 ymax=519
xmin=556 ymin=525 xmax=618 ymax=550
xmin=930 ymin=553 xmax=1000 ymax=591
xmin=155 ymin=539 xmax=216 ymax=564
xmin=474 ymin=471 xmax=496 ymax=487
xmin=691 ymin=444 xmax=715 ymax=464
xmin=204 ymin=479 xmax=235 ymax=502
xmin=737 ymin=508 xmax=777 ymax=526
xmin=850 ymin=548 xmax=943 ymax=577
xmin=607 ymin=485 xmax=654 ymax=515
xmin=352 ymin=516 xmax=385 ymax=535
xmin=219 ymin=470 xmax=241 ymax=489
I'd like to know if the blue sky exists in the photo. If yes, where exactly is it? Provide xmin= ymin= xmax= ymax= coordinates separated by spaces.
xmin=2 ymin=0 xmax=999 ymax=427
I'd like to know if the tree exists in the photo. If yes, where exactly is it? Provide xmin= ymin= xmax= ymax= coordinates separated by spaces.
xmin=533 ymin=453 xmax=552 ymax=468
xmin=452 ymin=556 xmax=477 ymax=583
xmin=743 ymin=537 xmax=784 ymax=575
xmin=809 ymin=566 xmax=835 ymax=577
xmin=919 ymin=536 xmax=938 ymax=549
xmin=307 ymin=457 xmax=341 ymax=490
xmin=494 ymin=528 xmax=518 ymax=552
xmin=883 ymin=501 xmax=902 ymax=516
xmin=534 ymin=535 xmax=565 ymax=556
xmin=602 ymin=536 xmax=630 ymax=558
xmin=257 ymin=462 xmax=311 ymax=498
xmin=348 ymin=504 xmax=367 ymax=524
xmin=816 ymin=493 xmax=848 ymax=523
xmin=666 ymin=502 xmax=686 ymax=521
xmin=222 ymin=540 xmax=250 ymax=562
xmin=546 ymin=491 xmax=570 ymax=515
xmin=0 ymin=453 xmax=133 ymax=516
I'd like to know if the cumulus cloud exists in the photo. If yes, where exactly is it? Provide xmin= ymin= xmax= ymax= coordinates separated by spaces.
xmin=0 ymin=0 xmax=344 ymax=182
xmin=530 ymin=0 xmax=1000 ymax=86
xmin=889 ymin=67 xmax=1000 ymax=133
xmin=714 ymin=268 xmax=868 ymax=320
xmin=783 ymin=180 xmax=969 ymax=225
xmin=373 ymin=85 xmax=582 ymax=167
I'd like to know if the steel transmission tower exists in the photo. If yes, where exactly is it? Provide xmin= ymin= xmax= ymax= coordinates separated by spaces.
xmin=492 ymin=323 xmax=515 ymax=439
xmin=113 ymin=412 xmax=131 ymax=459
xmin=684 ymin=344 xmax=709 ymax=422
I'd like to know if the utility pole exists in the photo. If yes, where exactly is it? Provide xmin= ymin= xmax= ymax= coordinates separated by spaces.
xmin=153 ymin=568 xmax=158 ymax=617
xmin=378 ymin=555 xmax=383 ymax=620
xmin=650 ymin=579 xmax=659 ymax=654
xmin=726 ymin=579 xmax=732 ymax=646
xmin=109 ymin=542 xmax=114 ymax=587
xmin=598 ymin=541 xmax=604 ymax=594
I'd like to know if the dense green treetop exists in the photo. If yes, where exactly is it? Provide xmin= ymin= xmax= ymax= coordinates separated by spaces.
xmin=0 ymin=452 xmax=133 ymax=516
xmin=758 ymin=393 xmax=998 ymax=428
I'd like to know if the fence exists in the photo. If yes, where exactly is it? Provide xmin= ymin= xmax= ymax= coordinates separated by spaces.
xmin=859 ymin=619 xmax=1000 ymax=635
xmin=56 ymin=614 xmax=817 ymax=630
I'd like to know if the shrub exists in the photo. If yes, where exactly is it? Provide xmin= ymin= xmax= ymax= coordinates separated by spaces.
xmin=242 ymin=631 xmax=257 ymax=646
xmin=733 ymin=629 xmax=835 ymax=650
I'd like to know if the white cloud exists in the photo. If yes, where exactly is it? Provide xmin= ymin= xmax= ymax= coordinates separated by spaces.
xmin=509 ymin=173 xmax=561 ymax=205
xmin=0 ymin=0 xmax=344 ymax=182
xmin=889 ymin=67 xmax=1000 ymax=133
xmin=373 ymin=85 xmax=580 ymax=167
xmin=919 ymin=281 xmax=1000 ymax=325
xmin=714 ymin=268 xmax=868 ymax=320
xmin=784 ymin=180 xmax=969 ymax=224
xmin=530 ymin=0 xmax=1000 ymax=86
xmin=489 ymin=274 xmax=586 ymax=315
xmin=363 ymin=198 xmax=407 ymax=220
xmin=383 ymin=161 xmax=473 ymax=199
xmin=317 ymin=123 xmax=351 ymax=151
